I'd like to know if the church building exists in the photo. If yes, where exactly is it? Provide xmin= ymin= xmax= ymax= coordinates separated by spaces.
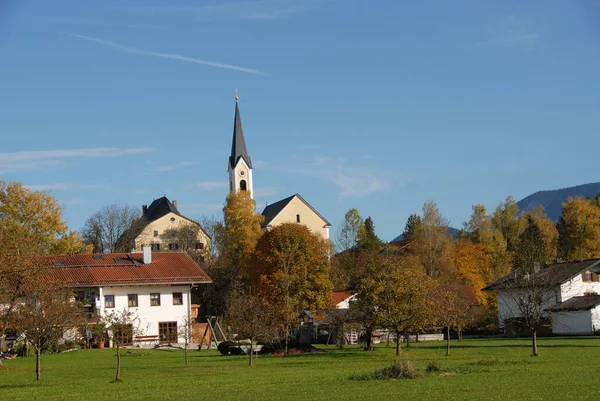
xmin=227 ymin=97 xmax=331 ymax=240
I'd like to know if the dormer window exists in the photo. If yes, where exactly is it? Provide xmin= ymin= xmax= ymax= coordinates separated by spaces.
xmin=582 ymin=270 xmax=599 ymax=283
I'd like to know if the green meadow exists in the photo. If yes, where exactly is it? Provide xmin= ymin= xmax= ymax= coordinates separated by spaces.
xmin=1 ymin=338 xmax=599 ymax=401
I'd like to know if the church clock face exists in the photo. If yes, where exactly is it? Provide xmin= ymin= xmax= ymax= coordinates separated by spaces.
xmin=239 ymin=170 xmax=246 ymax=177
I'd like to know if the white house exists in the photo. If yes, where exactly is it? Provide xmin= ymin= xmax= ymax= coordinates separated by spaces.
xmin=46 ymin=247 xmax=211 ymax=345
xmin=483 ymin=258 xmax=600 ymax=335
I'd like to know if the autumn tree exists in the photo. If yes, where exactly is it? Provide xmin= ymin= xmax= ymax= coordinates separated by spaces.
xmin=14 ymin=277 xmax=82 ymax=380
xmin=557 ymin=197 xmax=600 ymax=261
xmin=413 ymin=201 xmax=454 ymax=278
xmin=206 ymin=192 xmax=263 ymax=316
xmin=103 ymin=310 xmax=142 ymax=382
xmin=249 ymin=223 xmax=332 ymax=356
xmin=331 ymin=208 xmax=364 ymax=290
xmin=81 ymin=204 xmax=140 ymax=253
xmin=433 ymin=283 xmax=472 ymax=356
xmin=376 ymin=258 xmax=436 ymax=356
xmin=353 ymin=216 xmax=385 ymax=351
xmin=492 ymin=196 xmax=525 ymax=253
xmin=178 ymin=315 xmax=193 ymax=367
xmin=226 ymin=287 xmax=278 ymax=366
xmin=454 ymin=239 xmax=492 ymax=306
xmin=0 ymin=181 xmax=87 ymax=368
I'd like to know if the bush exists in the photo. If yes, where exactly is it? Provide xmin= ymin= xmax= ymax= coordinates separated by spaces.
xmin=350 ymin=360 xmax=417 ymax=381
xmin=425 ymin=360 xmax=441 ymax=374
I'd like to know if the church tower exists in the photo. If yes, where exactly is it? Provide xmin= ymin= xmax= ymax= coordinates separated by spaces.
xmin=228 ymin=96 xmax=254 ymax=198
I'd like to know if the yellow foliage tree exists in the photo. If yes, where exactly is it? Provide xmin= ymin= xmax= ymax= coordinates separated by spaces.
xmin=453 ymin=239 xmax=492 ymax=307
xmin=557 ymin=197 xmax=600 ymax=261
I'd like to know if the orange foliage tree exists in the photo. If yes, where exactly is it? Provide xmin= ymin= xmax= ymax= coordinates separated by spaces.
xmin=248 ymin=223 xmax=332 ymax=356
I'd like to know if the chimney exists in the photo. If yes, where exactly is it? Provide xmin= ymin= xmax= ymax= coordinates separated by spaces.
xmin=142 ymin=204 xmax=148 ymax=215
xmin=143 ymin=245 xmax=152 ymax=264
xmin=173 ymin=200 xmax=178 ymax=209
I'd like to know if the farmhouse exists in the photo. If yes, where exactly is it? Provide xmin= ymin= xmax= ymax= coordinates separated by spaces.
xmin=483 ymin=258 xmax=600 ymax=335
xmin=45 ymin=248 xmax=211 ymax=345
xmin=117 ymin=196 xmax=210 ymax=253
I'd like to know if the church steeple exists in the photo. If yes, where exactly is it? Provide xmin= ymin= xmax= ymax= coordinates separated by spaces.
xmin=228 ymin=96 xmax=254 ymax=198
xmin=229 ymin=100 xmax=252 ymax=170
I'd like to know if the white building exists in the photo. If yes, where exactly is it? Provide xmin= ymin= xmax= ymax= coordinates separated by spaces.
xmin=48 ymin=248 xmax=211 ymax=345
xmin=484 ymin=258 xmax=600 ymax=335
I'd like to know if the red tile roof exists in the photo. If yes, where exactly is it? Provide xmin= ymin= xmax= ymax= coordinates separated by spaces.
xmin=40 ymin=252 xmax=211 ymax=287
xmin=330 ymin=291 xmax=356 ymax=306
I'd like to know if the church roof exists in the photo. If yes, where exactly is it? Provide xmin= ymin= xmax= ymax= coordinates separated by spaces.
xmin=229 ymin=101 xmax=252 ymax=170
xmin=261 ymin=193 xmax=331 ymax=228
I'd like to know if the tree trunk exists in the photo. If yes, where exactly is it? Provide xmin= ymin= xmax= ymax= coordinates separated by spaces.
xmin=446 ymin=326 xmax=450 ymax=356
xmin=284 ymin=323 xmax=289 ymax=357
xmin=531 ymin=330 xmax=539 ymax=356
xmin=249 ymin=334 xmax=254 ymax=366
xmin=405 ymin=334 xmax=411 ymax=350
xmin=364 ymin=326 xmax=374 ymax=351
xmin=115 ymin=343 xmax=121 ymax=381
xmin=36 ymin=348 xmax=41 ymax=381
xmin=458 ymin=328 xmax=463 ymax=342
xmin=395 ymin=330 xmax=401 ymax=356
xmin=184 ymin=339 xmax=188 ymax=367
xmin=339 ymin=324 xmax=344 ymax=349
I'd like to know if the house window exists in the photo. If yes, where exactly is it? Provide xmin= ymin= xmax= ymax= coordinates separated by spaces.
xmin=169 ymin=243 xmax=178 ymax=250
xmin=240 ymin=180 xmax=247 ymax=191
xmin=153 ymin=230 xmax=159 ymax=237
xmin=151 ymin=243 xmax=160 ymax=251
xmin=582 ymin=270 xmax=599 ymax=282
xmin=158 ymin=322 xmax=178 ymax=344
xmin=128 ymin=294 xmax=138 ymax=308
xmin=173 ymin=292 xmax=183 ymax=305
xmin=105 ymin=295 xmax=115 ymax=308
xmin=195 ymin=242 xmax=204 ymax=250
xmin=296 ymin=214 xmax=301 ymax=223
xmin=150 ymin=293 xmax=161 ymax=306
xmin=585 ymin=291 xmax=599 ymax=296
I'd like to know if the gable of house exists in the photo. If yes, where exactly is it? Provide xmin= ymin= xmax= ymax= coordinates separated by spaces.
xmin=261 ymin=194 xmax=331 ymax=240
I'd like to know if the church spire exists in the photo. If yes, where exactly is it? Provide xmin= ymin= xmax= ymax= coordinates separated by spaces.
xmin=228 ymin=94 xmax=254 ymax=199
xmin=229 ymin=98 xmax=252 ymax=170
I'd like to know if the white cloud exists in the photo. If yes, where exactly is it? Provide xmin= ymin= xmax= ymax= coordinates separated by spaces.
xmin=0 ymin=147 xmax=152 ymax=173
xmin=254 ymin=187 xmax=279 ymax=198
xmin=327 ymin=170 xmax=387 ymax=198
xmin=194 ymin=181 xmax=228 ymax=191
xmin=153 ymin=161 xmax=197 ymax=172
xmin=67 ymin=198 xmax=85 ymax=205
xmin=70 ymin=34 xmax=267 ymax=75
xmin=26 ymin=182 xmax=71 ymax=191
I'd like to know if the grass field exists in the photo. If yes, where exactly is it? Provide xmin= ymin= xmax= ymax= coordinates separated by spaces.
xmin=1 ymin=337 xmax=600 ymax=400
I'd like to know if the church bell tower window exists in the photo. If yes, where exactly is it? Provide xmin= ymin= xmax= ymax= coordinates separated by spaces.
xmin=240 ymin=180 xmax=247 ymax=191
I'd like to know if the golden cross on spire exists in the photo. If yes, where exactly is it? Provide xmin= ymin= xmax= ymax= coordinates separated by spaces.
xmin=235 ymin=88 xmax=239 ymax=102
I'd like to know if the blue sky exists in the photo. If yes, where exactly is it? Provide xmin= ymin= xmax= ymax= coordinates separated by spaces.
xmin=1 ymin=0 xmax=600 ymax=242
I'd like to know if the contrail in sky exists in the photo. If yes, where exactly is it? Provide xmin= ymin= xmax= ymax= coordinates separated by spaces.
xmin=70 ymin=33 xmax=267 ymax=76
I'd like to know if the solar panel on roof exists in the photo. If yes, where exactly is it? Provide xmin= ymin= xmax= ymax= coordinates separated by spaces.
xmin=94 ymin=256 xmax=104 ymax=260
xmin=114 ymin=258 xmax=124 ymax=263
xmin=55 ymin=262 xmax=65 ymax=267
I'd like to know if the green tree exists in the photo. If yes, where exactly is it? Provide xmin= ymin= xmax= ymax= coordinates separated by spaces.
xmin=492 ymin=196 xmax=525 ymax=253
xmin=403 ymin=213 xmax=422 ymax=241
xmin=249 ymin=223 xmax=332 ymax=356
xmin=513 ymin=216 xmax=548 ymax=271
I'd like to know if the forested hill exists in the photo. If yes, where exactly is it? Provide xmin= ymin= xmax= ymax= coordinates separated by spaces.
xmin=391 ymin=227 xmax=462 ymax=243
xmin=517 ymin=182 xmax=600 ymax=222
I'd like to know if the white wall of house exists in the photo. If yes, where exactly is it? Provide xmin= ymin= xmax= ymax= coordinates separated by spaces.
xmin=560 ymin=273 xmax=600 ymax=301
xmin=496 ymin=287 xmax=560 ymax=327
xmin=336 ymin=295 xmax=357 ymax=309
xmin=553 ymin=310 xmax=593 ymax=335
xmin=99 ymin=284 xmax=192 ymax=343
